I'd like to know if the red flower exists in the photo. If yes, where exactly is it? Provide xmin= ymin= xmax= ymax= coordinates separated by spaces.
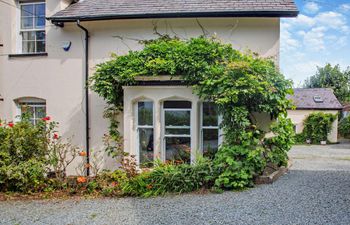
xmin=53 ymin=133 xmax=59 ymax=139
xmin=42 ymin=116 xmax=51 ymax=121
xmin=8 ymin=122 xmax=14 ymax=128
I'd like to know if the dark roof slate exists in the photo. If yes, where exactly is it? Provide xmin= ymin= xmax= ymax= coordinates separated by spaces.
xmin=47 ymin=0 xmax=298 ymax=22
xmin=288 ymin=88 xmax=343 ymax=110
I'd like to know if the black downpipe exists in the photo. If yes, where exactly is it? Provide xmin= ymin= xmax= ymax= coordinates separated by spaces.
xmin=76 ymin=20 xmax=90 ymax=176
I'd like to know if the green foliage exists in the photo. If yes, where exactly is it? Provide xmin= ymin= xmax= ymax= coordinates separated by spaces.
xmin=0 ymin=119 xmax=48 ymax=192
xmin=294 ymin=133 xmax=306 ymax=144
xmin=86 ymin=170 xmax=128 ymax=196
xmin=264 ymin=115 xmax=295 ymax=166
xmin=0 ymin=117 xmax=81 ymax=193
xmin=122 ymin=157 xmax=216 ymax=197
xmin=213 ymin=145 xmax=266 ymax=189
xmin=299 ymin=112 xmax=337 ymax=144
xmin=339 ymin=116 xmax=350 ymax=138
xmin=304 ymin=63 xmax=350 ymax=104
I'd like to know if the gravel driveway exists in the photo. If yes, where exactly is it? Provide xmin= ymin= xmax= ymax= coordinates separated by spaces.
xmin=1 ymin=144 xmax=350 ymax=225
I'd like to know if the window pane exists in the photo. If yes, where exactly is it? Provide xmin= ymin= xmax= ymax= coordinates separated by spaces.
xmin=203 ymin=129 xmax=219 ymax=159
xmin=22 ymin=31 xmax=35 ymax=41
xmin=165 ymin=137 xmax=191 ymax=163
xmin=138 ymin=102 xmax=153 ymax=126
xmin=22 ymin=41 xmax=35 ymax=53
xmin=35 ymin=3 xmax=45 ymax=16
xmin=20 ymin=105 xmax=34 ymax=119
xmin=21 ymin=17 xmax=34 ymax=29
xmin=35 ymin=16 xmax=45 ymax=29
xmin=35 ymin=106 xmax=46 ymax=119
xmin=139 ymin=128 xmax=154 ymax=167
xmin=203 ymin=102 xmax=218 ymax=126
xmin=164 ymin=101 xmax=191 ymax=109
xmin=165 ymin=111 xmax=190 ymax=126
xmin=21 ymin=5 xmax=34 ymax=17
xmin=165 ymin=128 xmax=190 ymax=135
xmin=36 ymin=40 xmax=45 ymax=52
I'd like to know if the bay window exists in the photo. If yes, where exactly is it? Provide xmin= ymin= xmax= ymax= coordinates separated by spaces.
xmin=20 ymin=1 xmax=46 ymax=53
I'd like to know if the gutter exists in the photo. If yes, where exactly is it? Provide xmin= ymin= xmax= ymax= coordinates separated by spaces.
xmin=76 ymin=20 xmax=90 ymax=177
xmin=47 ymin=10 xmax=299 ymax=23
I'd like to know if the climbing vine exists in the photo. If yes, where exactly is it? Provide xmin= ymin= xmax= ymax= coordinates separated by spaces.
xmin=91 ymin=36 xmax=294 ymax=188
xmin=296 ymin=112 xmax=337 ymax=144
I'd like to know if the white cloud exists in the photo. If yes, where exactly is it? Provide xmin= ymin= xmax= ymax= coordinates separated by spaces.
xmin=284 ymin=12 xmax=348 ymax=33
xmin=302 ymin=26 xmax=327 ymax=51
xmin=304 ymin=2 xmax=320 ymax=14
xmin=316 ymin=12 xmax=349 ymax=32
xmin=284 ymin=14 xmax=315 ymax=28
xmin=281 ymin=10 xmax=349 ymax=53
xmin=280 ymin=23 xmax=300 ymax=52
xmin=339 ymin=4 xmax=350 ymax=13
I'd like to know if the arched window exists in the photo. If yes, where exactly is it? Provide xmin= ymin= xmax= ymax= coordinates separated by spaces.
xmin=15 ymin=97 xmax=46 ymax=125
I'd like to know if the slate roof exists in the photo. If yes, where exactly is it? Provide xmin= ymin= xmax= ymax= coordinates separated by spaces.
xmin=47 ymin=0 xmax=298 ymax=22
xmin=288 ymin=88 xmax=343 ymax=110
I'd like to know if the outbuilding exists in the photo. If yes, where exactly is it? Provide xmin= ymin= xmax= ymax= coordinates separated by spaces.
xmin=287 ymin=88 xmax=343 ymax=143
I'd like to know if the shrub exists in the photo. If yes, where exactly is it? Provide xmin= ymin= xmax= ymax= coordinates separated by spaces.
xmin=339 ymin=116 xmax=350 ymax=138
xmin=86 ymin=170 xmax=128 ymax=196
xmin=213 ymin=145 xmax=266 ymax=190
xmin=300 ymin=112 xmax=336 ymax=144
xmin=0 ymin=158 xmax=46 ymax=192
xmin=0 ymin=119 xmax=48 ymax=192
xmin=0 ymin=117 xmax=80 ymax=193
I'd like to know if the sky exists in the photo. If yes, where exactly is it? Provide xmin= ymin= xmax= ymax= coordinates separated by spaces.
xmin=280 ymin=0 xmax=350 ymax=87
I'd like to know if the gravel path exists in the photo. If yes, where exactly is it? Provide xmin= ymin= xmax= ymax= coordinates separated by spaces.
xmin=1 ymin=144 xmax=350 ymax=225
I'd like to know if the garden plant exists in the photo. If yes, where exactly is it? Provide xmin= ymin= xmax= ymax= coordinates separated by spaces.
xmin=295 ymin=112 xmax=337 ymax=144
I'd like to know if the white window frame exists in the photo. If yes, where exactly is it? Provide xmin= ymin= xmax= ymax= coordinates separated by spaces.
xmin=161 ymin=101 xmax=192 ymax=162
xmin=16 ymin=100 xmax=46 ymax=125
xmin=19 ymin=1 xmax=46 ymax=53
xmin=136 ymin=101 xmax=155 ymax=166
xmin=200 ymin=102 xmax=222 ymax=154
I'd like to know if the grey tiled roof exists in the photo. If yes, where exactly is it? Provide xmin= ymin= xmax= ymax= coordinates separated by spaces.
xmin=47 ymin=0 xmax=298 ymax=22
xmin=288 ymin=88 xmax=343 ymax=110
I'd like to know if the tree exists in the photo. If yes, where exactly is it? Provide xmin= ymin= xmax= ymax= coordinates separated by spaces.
xmin=303 ymin=63 xmax=350 ymax=103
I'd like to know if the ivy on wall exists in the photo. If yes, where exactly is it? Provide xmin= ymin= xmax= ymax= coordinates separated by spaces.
xmin=296 ymin=112 xmax=337 ymax=144
xmin=90 ymin=36 xmax=295 ymax=186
